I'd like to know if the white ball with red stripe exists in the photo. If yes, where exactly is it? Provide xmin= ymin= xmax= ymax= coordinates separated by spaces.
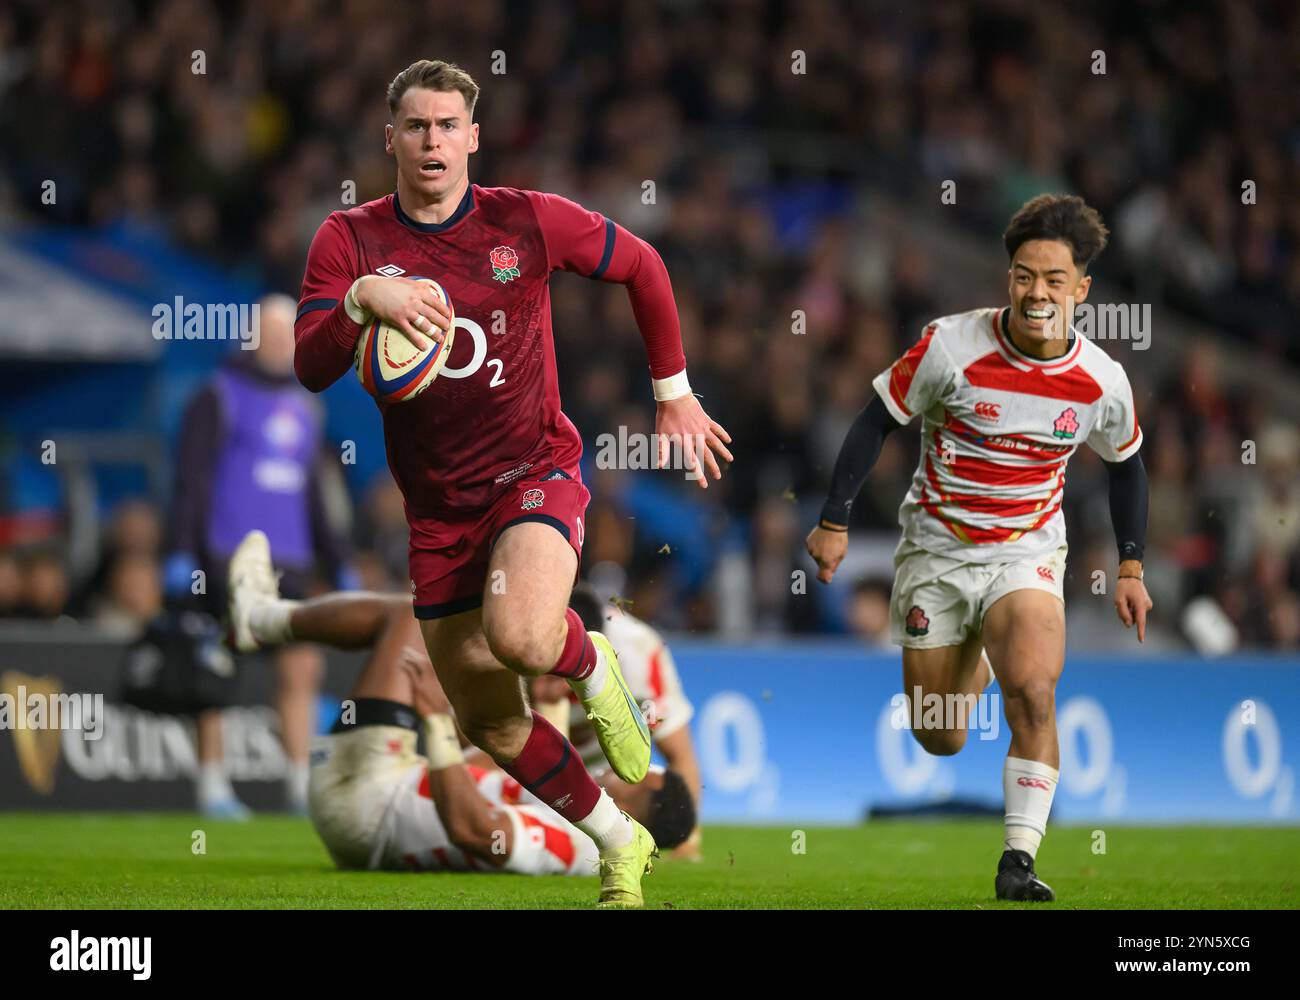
xmin=353 ymin=278 xmax=455 ymax=403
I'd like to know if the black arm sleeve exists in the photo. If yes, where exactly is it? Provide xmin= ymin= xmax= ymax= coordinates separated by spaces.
xmin=1103 ymin=451 xmax=1148 ymax=563
xmin=819 ymin=395 xmax=906 ymax=527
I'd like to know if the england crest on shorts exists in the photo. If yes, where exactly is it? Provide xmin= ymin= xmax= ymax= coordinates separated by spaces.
xmin=521 ymin=488 xmax=545 ymax=510
xmin=905 ymin=605 xmax=930 ymax=637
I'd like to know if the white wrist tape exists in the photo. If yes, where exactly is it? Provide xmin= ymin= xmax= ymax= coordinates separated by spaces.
xmin=652 ymin=368 xmax=691 ymax=402
xmin=344 ymin=278 xmax=371 ymax=325
xmin=422 ymin=713 xmax=463 ymax=770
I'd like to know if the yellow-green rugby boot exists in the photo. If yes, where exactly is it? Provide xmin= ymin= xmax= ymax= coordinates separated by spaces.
xmin=580 ymin=632 xmax=651 ymax=783
xmin=597 ymin=815 xmax=659 ymax=909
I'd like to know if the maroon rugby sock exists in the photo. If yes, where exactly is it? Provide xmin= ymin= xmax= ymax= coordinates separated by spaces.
xmin=547 ymin=607 xmax=596 ymax=680
xmin=502 ymin=710 xmax=600 ymax=822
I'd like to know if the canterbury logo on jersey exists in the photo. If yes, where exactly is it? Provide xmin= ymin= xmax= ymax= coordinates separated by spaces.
xmin=973 ymin=401 xmax=1001 ymax=420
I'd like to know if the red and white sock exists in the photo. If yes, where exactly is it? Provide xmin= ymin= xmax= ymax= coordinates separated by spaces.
xmin=1003 ymin=755 xmax=1059 ymax=858
xmin=502 ymin=711 xmax=631 ymax=851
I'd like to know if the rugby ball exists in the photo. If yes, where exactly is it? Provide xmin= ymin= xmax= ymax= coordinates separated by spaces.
xmin=354 ymin=278 xmax=455 ymax=403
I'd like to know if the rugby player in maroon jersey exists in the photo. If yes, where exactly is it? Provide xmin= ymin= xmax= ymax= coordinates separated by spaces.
xmin=294 ymin=60 xmax=731 ymax=907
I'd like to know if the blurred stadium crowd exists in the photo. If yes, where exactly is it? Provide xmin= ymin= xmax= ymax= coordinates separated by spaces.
xmin=0 ymin=0 xmax=1297 ymax=651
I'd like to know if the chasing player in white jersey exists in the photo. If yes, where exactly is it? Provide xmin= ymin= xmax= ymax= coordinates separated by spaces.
xmin=225 ymin=531 xmax=696 ymax=876
xmin=531 ymin=585 xmax=703 ymax=859
xmin=806 ymin=195 xmax=1153 ymax=902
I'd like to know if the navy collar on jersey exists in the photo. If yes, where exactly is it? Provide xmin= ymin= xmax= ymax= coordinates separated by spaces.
xmin=998 ymin=306 xmax=1075 ymax=360
xmin=393 ymin=185 xmax=475 ymax=234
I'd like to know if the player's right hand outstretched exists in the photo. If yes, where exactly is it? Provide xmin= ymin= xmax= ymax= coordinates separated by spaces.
xmin=805 ymin=524 xmax=848 ymax=584
xmin=353 ymin=275 xmax=453 ymax=351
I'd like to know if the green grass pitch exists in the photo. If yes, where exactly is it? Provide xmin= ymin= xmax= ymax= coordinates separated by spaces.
xmin=1 ymin=814 xmax=1296 ymax=909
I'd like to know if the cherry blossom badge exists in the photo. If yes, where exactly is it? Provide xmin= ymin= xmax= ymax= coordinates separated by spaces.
xmin=1052 ymin=407 xmax=1079 ymax=440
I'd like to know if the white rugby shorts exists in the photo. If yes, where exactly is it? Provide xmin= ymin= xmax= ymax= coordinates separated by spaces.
xmin=889 ymin=540 xmax=1067 ymax=649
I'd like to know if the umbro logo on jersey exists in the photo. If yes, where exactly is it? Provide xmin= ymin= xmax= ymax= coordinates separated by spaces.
xmin=376 ymin=264 xmax=406 ymax=277
xmin=973 ymin=401 xmax=1001 ymax=421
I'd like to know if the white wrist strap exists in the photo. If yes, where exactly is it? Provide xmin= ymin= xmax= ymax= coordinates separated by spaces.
xmin=652 ymin=368 xmax=691 ymax=402
xmin=344 ymin=278 xmax=371 ymax=325
xmin=422 ymin=713 xmax=463 ymax=770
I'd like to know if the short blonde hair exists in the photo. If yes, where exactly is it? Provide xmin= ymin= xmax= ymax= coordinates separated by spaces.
xmin=387 ymin=60 xmax=480 ymax=119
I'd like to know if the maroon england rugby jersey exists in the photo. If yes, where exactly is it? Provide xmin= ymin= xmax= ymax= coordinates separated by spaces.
xmin=294 ymin=185 xmax=687 ymax=516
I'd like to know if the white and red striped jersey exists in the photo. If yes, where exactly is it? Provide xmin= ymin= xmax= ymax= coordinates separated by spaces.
xmin=873 ymin=307 xmax=1142 ymax=563
xmin=384 ymin=761 xmax=598 ymax=876
xmin=312 ymin=727 xmax=599 ymax=876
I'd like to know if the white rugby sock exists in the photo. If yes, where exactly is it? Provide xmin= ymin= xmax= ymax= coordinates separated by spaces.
xmin=197 ymin=761 xmax=234 ymax=806
xmin=569 ymin=641 xmax=609 ymax=700
xmin=1003 ymin=755 xmax=1059 ymax=858
xmin=573 ymin=788 xmax=633 ymax=852
xmin=285 ymin=761 xmax=310 ymax=810
xmin=250 ymin=600 xmax=298 ymax=646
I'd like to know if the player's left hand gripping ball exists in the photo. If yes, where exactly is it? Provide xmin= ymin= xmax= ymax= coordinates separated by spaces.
xmin=655 ymin=394 xmax=733 ymax=489
xmin=354 ymin=278 xmax=455 ymax=403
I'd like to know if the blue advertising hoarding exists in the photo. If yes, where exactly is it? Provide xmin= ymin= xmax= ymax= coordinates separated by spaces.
xmin=669 ymin=640 xmax=1300 ymax=824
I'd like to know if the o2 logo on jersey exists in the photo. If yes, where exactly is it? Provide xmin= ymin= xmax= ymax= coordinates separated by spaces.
xmin=439 ymin=316 xmax=506 ymax=386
